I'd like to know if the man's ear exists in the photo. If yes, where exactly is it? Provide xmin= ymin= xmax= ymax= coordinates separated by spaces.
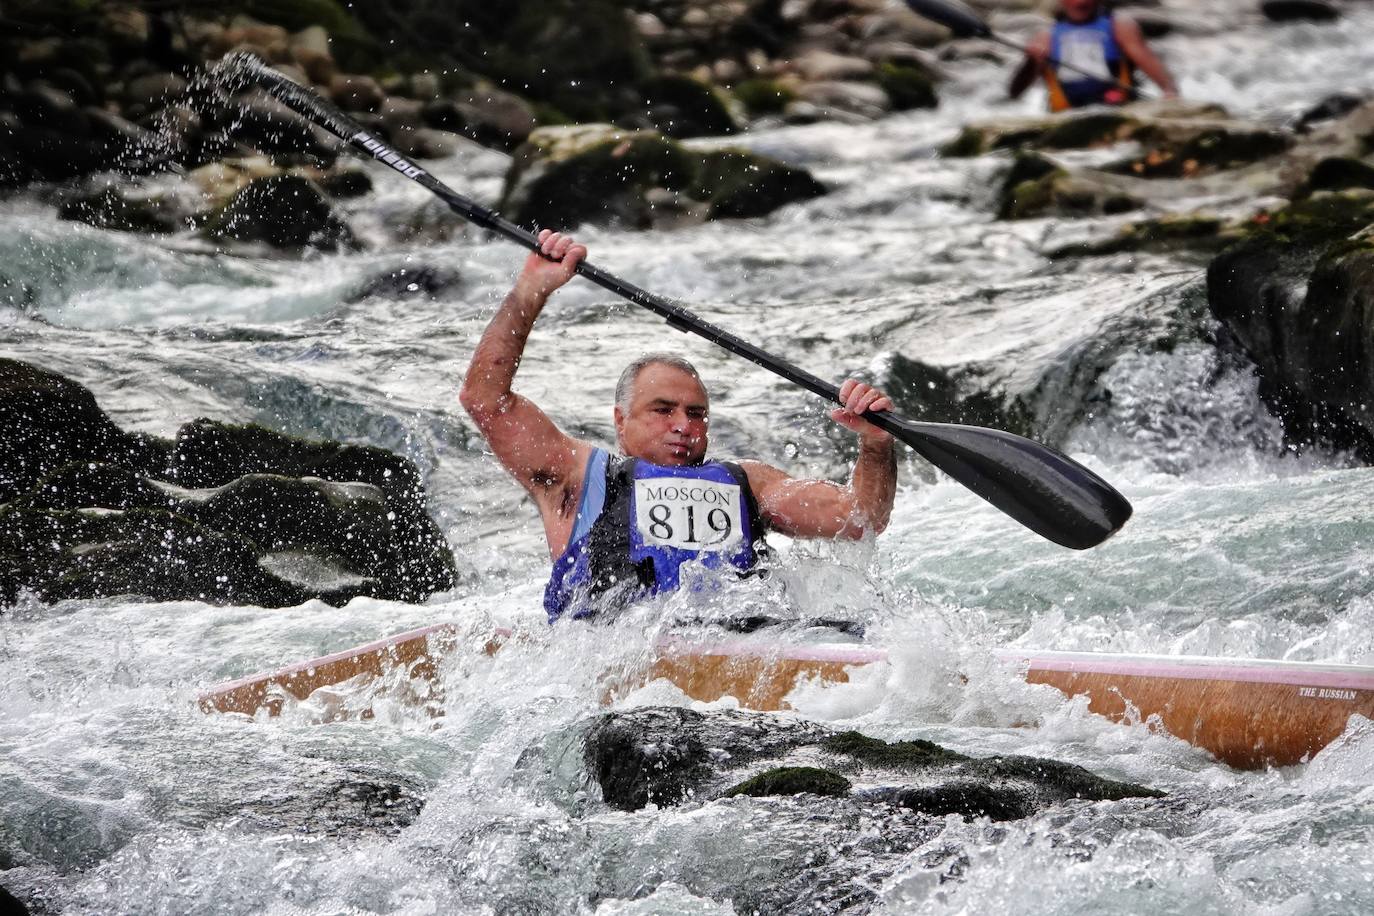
xmin=613 ymin=404 xmax=625 ymax=443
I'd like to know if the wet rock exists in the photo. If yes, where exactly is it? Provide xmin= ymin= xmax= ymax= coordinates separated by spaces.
xmin=58 ymin=186 xmax=183 ymax=234
xmin=1207 ymin=194 xmax=1374 ymax=459
xmin=452 ymin=85 xmax=539 ymax=150
xmin=1298 ymin=157 xmax=1374 ymax=196
xmin=941 ymin=103 xmax=1228 ymax=157
xmin=1000 ymin=165 xmax=1143 ymax=220
xmin=690 ymin=148 xmax=829 ymax=219
xmin=349 ymin=264 xmax=463 ymax=302
xmin=123 ymin=72 xmax=189 ymax=108
xmin=328 ymin=73 xmax=385 ymax=112
xmin=1045 ymin=214 xmax=1232 ymax=259
xmin=0 ymin=882 xmax=29 ymax=915
xmin=317 ymin=167 xmax=373 ymax=199
xmin=0 ymin=361 xmax=457 ymax=608
xmin=874 ymin=61 xmax=938 ymax=110
xmin=202 ymin=174 xmax=356 ymax=251
xmin=0 ymin=359 xmax=167 ymax=505
xmin=880 ymin=354 xmax=1034 ymax=438
xmin=584 ymin=707 xmax=1162 ymax=815
xmin=630 ymin=74 xmax=742 ymax=138
xmin=170 ymin=419 xmax=456 ymax=601
xmin=1261 ymin=0 xmax=1339 ymax=23
xmin=501 ymin=126 xmax=698 ymax=230
xmin=794 ymin=80 xmax=891 ymax=120
xmin=1293 ymin=92 xmax=1367 ymax=133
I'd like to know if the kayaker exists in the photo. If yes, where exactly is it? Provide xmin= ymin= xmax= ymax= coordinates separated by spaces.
xmin=460 ymin=230 xmax=898 ymax=622
xmin=1008 ymin=0 xmax=1179 ymax=111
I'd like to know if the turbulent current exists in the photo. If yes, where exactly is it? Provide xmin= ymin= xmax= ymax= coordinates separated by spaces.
xmin=4 ymin=3 xmax=1374 ymax=913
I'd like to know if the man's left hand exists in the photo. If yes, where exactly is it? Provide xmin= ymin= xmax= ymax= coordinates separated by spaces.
xmin=830 ymin=379 xmax=893 ymax=443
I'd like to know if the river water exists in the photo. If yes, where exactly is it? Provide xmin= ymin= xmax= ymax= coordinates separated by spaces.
xmin=4 ymin=2 xmax=1374 ymax=912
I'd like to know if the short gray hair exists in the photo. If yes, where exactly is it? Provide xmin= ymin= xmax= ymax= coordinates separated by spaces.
xmin=615 ymin=353 xmax=704 ymax=411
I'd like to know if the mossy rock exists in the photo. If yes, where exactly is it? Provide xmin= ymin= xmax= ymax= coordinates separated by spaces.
xmin=733 ymin=79 xmax=795 ymax=116
xmin=941 ymin=112 xmax=1139 ymax=158
xmin=875 ymin=62 xmax=937 ymax=112
xmin=1003 ymin=169 xmax=1142 ymax=220
xmin=996 ymin=152 xmax=1061 ymax=220
xmin=1244 ymin=191 xmax=1374 ymax=246
xmin=725 ymin=766 xmax=852 ymax=799
xmin=501 ymin=127 xmax=698 ymax=229
xmin=1046 ymin=214 xmax=1231 ymax=259
xmin=632 ymin=75 xmax=741 ymax=138
xmin=689 ymin=149 xmax=828 ymax=220
xmin=1035 ymin=111 xmax=1137 ymax=150
xmin=823 ymin=731 xmax=969 ymax=768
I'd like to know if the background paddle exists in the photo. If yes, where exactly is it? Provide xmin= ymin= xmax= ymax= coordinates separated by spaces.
xmin=905 ymin=0 xmax=1150 ymax=100
xmin=216 ymin=52 xmax=1132 ymax=550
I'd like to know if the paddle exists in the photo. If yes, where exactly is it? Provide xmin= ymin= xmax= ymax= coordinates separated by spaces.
xmin=214 ymin=52 xmax=1132 ymax=550
xmin=905 ymin=0 xmax=1149 ymax=100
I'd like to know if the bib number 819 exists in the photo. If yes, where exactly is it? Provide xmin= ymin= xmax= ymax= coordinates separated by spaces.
xmin=646 ymin=503 xmax=733 ymax=545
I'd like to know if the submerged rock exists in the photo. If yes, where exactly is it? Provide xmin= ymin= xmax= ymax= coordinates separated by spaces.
xmin=0 ymin=360 xmax=456 ymax=608
xmin=583 ymin=707 xmax=1162 ymax=816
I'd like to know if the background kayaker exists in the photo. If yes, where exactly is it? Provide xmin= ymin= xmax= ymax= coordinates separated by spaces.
xmin=460 ymin=229 xmax=899 ymax=621
xmin=1009 ymin=0 xmax=1180 ymax=111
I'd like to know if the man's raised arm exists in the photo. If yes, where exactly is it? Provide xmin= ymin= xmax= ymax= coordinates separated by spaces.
xmin=743 ymin=380 xmax=898 ymax=540
xmin=459 ymin=230 xmax=589 ymax=496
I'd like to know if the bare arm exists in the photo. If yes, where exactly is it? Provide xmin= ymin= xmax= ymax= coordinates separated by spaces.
xmin=1114 ymin=15 xmax=1179 ymax=98
xmin=1009 ymin=30 xmax=1050 ymax=99
xmin=742 ymin=380 xmax=898 ymax=540
xmin=459 ymin=230 xmax=590 ymax=503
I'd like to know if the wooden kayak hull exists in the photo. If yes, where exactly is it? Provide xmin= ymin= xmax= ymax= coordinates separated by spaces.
xmin=198 ymin=626 xmax=1374 ymax=770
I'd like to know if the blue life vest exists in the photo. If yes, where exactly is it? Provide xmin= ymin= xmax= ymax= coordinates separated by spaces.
xmin=1048 ymin=13 xmax=1132 ymax=110
xmin=543 ymin=449 xmax=767 ymax=622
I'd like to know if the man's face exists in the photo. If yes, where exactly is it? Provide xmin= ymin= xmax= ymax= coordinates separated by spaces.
xmin=1060 ymin=0 xmax=1099 ymax=22
xmin=614 ymin=363 xmax=710 ymax=466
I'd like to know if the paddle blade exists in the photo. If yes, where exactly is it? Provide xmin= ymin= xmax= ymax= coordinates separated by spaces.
xmin=882 ymin=416 xmax=1132 ymax=549
xmin=904 ymin=0 xmax=992 ymax=38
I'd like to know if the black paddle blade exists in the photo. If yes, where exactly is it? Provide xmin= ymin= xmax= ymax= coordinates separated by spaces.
xmin=880 ymin=415 xmax=1132 ymax=549
xmin=904 ymin=0 xmax=992 ymax=38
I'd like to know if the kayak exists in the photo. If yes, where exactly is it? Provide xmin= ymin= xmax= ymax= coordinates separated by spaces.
xmin=199 ymin=624 xmax=1374 ymax=770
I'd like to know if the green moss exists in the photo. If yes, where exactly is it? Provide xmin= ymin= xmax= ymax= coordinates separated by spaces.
xmin=823 ymin=730 xmax=970 ymax=769
xmin=733 ymin=79 xmax=795 ymax=115
xmin=1047 ymin=214 xmax=1228 ymax=259
xmin=1248 ymin=192 xmax=1374 ymax=246
xmin=941 ymin=126 xmax=989 ymax=158
xmin=635 ymin=75 xmax=739 ymax=137
xmin=875 ymin=62 xmax=937 ymax=111
xmin=724 ymin=766 xmax=852 ymax=798
xmin=1003 ymin=170 xmax=1066 ymax=220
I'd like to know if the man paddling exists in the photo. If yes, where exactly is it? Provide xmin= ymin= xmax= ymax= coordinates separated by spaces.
xmin=1009 ymin=0 xmax=1179 ymax=111
xmin=460 ymin=230 xmax=898 ymax=622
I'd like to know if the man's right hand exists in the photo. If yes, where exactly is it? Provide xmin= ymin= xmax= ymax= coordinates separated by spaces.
xmin=516 ymin=229 xmax=588 ymax=299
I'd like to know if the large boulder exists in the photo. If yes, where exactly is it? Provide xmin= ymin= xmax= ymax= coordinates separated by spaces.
xmin=583 ymin=706 xmax=1162 ymax=814
xmin=500 ymin=125 xmax=827 ymax=230
xmin=0 ymin=361 xmax=456 ymax=608
xmin=201 ymin=174 xmax=356 ymax=251
xmin=1207 ymin=194 xmax=1374 ymax=460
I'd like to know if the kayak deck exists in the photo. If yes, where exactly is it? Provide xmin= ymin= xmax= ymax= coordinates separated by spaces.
xmin=198 ymin=626 xmax=1374 ymax=770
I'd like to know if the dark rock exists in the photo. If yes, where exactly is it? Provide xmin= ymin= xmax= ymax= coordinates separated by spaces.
xmin=1299 ymin=157 xmax=1374 ymax=196
xmin=453 ymin=85 xmax=538 ymax=150
xmin=628 ymin=74 xmax=741 ymax=138
xmin=1292 ymin=92 xmax=1367 ymax=133
xmin=0 ymin=359 xmax=167 ymax=505
xmin=328 ymin=73 xmax=386 ymax=112
xmin=1045 ymin=214 xmax=1231 ymax=259
xmin=584 ymin=707 xmax=1162 ymax=816
xmin=202 ymin=175 xmax=356 ymax=251
xmin=689 ymin=149 xmax=828 ymax=219
xmin=58 ymin=186 xmax=181 ymax=234
xmin=732 ymin=79 xmax=796 ymax=116
xmin=996 ymin=151 xmax=1060 ymax=220
xmin=169 ymin=419 xmax=456 ymax=601
xmin=1000 ymin=166 xmax=1143 ymax=220
xmin=1207 ymin=199 xmax=1374 ymax=459
xmin=501 ymin=126 xmax=698 ymax=230
xmin=881 ymin=354 xmax=1034 ymax=438
xmin=318 ymin=168 xmax=373 ymax=198
xmin=1261 ymin=0 xmax=1340 ymax=23
xmin=123 ymin=72 xmax=188 ymax=108
xmin=874 ymin=61 xmax=938 ymax=111
xmin=11 ymin=84 xmax=89 ymax=136
xmin=0 ymin=883 xmax=29 ymax=915
xmin=348 ymin=264 xmax=463 ymax=302
xmin=0 ymin=362 xmax=457 ymax=608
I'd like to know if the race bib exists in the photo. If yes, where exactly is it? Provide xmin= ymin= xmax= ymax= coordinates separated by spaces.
xmin=1059 ymin=32 xmax=1112 ymax=81
xmin=634 ymin=478 xmax=743 ymax=551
